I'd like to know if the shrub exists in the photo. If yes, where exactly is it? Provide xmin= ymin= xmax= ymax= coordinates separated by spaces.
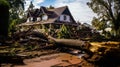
xmin=57 ymin=24 xmax=72 ymax=39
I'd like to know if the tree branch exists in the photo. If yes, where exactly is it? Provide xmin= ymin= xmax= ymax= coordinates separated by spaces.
xmin=107 ymin=0 xmax=116 ymax=21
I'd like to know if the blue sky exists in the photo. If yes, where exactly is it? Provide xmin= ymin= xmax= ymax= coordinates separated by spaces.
xmin=25 ymin=0 xmax=96 ymax=24
xmin=37 ymin=0 xmax=55 ymax=6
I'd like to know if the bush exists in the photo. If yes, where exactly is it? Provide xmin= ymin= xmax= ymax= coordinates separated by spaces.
xmin=57 ymin=24 xmax=72 ymax=39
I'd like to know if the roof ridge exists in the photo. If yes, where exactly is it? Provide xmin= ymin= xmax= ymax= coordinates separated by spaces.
xmin=55 ymin=6 xmax=67 ymax=9
xmin=51 ymin=6 xmax=68 ymax=23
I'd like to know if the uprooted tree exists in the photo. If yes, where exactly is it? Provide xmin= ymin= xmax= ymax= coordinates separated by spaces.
xmin=87 ymin=0 xmax=120 ymax=38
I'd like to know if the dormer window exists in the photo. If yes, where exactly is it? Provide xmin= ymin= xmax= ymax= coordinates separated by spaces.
xmin=64 ymin=15 xmax=67 ymax=20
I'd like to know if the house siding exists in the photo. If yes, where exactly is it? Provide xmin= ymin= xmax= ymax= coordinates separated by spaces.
xmin=59 ymin=14 xmax=70 ymax=22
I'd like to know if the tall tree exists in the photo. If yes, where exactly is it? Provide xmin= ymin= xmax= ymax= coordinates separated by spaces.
xmin=7 ymin=0 xmax=25 ymax=34
xmin=0 ymin=0 xmax=9 ymax=37
xmin=0 ymin=0 xmax=25 ymax=37
xmin=92 ymin=17 xmax=107 ymax=31
xmin=28 ymin=1 xmax=34 ymax=10
xmin=8 ymin=0 xmax=25 ymax=21
xmin=87 ymin=0 xmax=120 ymax=37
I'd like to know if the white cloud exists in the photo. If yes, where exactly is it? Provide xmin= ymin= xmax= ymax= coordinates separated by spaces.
xmin=33 ymin=0 xmax=44 ymax=8
xmin=54 ymin=0 xmax=96 ymax=24
xmin=25 ymin=0 xmax=44 ymax=10
xmin=24 ymin=0 xmax=31 ymax=10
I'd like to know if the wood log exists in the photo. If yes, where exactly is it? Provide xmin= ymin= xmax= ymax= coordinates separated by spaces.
xmin=48 ymin=36 xmax=92 ymax=54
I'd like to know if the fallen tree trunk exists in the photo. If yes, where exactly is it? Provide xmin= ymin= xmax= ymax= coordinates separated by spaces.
xmin=48 ymin=36 xmax=120 ymax=66
xmin=48 ymin=36 xmax=92 ymax=54
xmin=13 ymin=30 xmax=93 ymax=54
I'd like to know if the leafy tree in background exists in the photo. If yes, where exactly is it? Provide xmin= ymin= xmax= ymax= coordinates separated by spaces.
xmin=0 ymin=0 xmax=9 ymax=37
xmin=87 ymin=0 xmax=120 ymax=38
xmin=7 ymin=0 xmax=25 ymax=35
xmin=92 ymin=17 xmax=107 ymax=31
xmin=48 ymin=5 xmax=54 ymax=9
xmin=8 ymin=0 xmax=25 ymax=20
xmin=28 ymin=1 xmax=34 ymax=10
xmin=92 ymin=17 xmax=109 ymax=37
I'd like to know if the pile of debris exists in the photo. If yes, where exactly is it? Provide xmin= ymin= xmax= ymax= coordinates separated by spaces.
xmin=88 ymin=42 xmax=120 ymax=67
xmin=0 ymin=30 xmax=56 ymax=64
xmin=1 ymin=28 xmax=120 ymax=67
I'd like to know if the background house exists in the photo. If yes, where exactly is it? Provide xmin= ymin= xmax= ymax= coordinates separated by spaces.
xmin=18 ymin=6 xmax=78 ymax=31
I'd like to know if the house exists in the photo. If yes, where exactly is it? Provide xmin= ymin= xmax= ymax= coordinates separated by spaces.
xmin=18 ymin=6 xmax=78 ymax=31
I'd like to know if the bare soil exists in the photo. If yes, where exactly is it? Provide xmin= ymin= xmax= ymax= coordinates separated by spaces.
xmin=14 ymin=53 xmax=82 ymax=67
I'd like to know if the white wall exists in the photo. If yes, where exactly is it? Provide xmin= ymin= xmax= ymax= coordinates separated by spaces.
xmin=59 ymin=14 xmax=70 ymax=22
xmin=60 ymin=15 xmax=64 ymax=21
xmin=37 ymin=17 xmax=41 ymax=21
xmin=42 ymin=15 xmax=48 ymax=21
xmin=26 ymin=17 xmax=33 ymax=22
xmin=66 ymin=16 xmax=70 ymax=22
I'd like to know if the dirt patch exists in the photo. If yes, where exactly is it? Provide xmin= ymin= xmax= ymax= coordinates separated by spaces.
xmin=14 ymin=53 xmax=83 ymax=67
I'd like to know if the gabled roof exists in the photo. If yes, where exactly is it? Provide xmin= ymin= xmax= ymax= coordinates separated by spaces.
xmin=19 ymin=6 xmax=77 ymax=26
xmin=52 ymin=6 xmax=67 ymax=16
xmin=44 ymin=6 xmax=68 ymax=24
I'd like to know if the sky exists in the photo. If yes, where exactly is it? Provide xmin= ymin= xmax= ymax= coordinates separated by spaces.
xmin=25 ymin=0 xmax=96 ymax=24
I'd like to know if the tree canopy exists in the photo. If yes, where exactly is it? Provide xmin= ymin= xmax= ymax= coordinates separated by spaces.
xmin=8 ymin=0 xmax=25 ymax=20
xmin=8 ymin=0 xmax=25 ymax=35
xmin=0 ymin=0 xmax=25 ymax=37
xmin=87 ymin=0 xmax=120 ymax=38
